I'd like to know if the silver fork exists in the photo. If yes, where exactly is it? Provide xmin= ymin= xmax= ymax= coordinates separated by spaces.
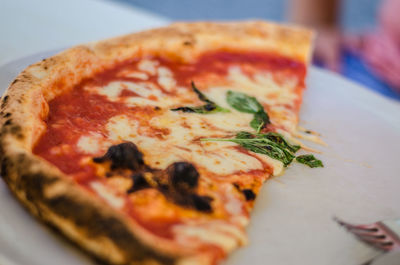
xmin=334 ymin=217 xmax=400 ymax=252
xmin=334 ymin=217 xmax=400 ymax=265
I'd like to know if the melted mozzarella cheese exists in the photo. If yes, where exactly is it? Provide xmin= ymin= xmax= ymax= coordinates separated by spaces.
xmin=173 ymin=224 xmax=240 ymax=252
xmin=125 ymin=71 xmax=149 ymax=80
xmin=91 ymin=81 xmax=161 ymax=101
xmin=77 ymin=133 xmax=106 ymax=154
xmin=90 ymin=181 xmax=124 ymax=209
xmin=137 ymin=59 xmax=158 ymax=75
xmin=157 ymin=66 xmax=176 ymax=92
xmin=106 ymin=115 xmax=140 ymax=141
xmin=228 ymin=67 xmax=299 ymax=105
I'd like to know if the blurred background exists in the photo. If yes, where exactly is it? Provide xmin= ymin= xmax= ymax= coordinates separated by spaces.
xmin=113 ymin=0 xmax=379 ymax=31
xmin=1 ymin=0 xmax=399 ymax=100
xmin=111 ymin=0 xmax=400 ymax=100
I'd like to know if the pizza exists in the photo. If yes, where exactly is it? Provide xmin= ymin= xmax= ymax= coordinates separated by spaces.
xmin=0 ymin=21 xmax=321 ymax=265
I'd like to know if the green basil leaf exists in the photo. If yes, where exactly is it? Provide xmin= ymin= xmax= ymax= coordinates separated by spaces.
xmin=227 ymin=91 xmax=270 ymax=131
xmin=226 ymin=91 xmax=263 ymax=113
xmin=257 ymin=132 xmax=300 ymax=153
xmin=235 ymin=139 xmax=295 ymax=166
xmin=250 ymin=111 xmax=270 ymax=132
xmin=171 ymin=82 xmax=230 ymax=114
xmin=191 ymin=82 xmax=213 ymax=104
xmin=202 ymin=131 xmax=299 ymax=167
xmin=235 ymin=131 xmax=254 ymax=139
xmin=296 ymin=154 xmax=324 ymax=168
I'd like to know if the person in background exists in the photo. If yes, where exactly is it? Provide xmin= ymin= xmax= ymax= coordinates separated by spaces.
xmin=288 ymin=0 xmax=400 ymax=99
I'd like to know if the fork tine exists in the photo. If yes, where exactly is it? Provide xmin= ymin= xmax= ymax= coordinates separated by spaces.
xmin=334 ymin=217 xmax=399 ymax=252
xmin=358 ymin=240 xmax=394 ymax=252
xmin=355 ymin=233 xmax=387 ymax=241
xmin=354 ymin=234 xmax=389 ymax=245
xmin=351 ymin=231 xmax=393 ymax=251
xmin=334 ymin=217 xmax=378 ymax=232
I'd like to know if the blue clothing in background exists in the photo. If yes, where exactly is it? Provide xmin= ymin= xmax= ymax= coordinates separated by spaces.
xmin=340 ymin=51 xmax=400 ymax=101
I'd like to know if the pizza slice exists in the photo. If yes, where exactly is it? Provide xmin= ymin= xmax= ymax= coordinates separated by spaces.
xmin=0 ymin=21 xmax=317 ymax=265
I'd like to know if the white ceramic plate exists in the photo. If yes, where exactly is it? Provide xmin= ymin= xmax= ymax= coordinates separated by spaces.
xmin=1 ymin=51 xmax=400 ymax=265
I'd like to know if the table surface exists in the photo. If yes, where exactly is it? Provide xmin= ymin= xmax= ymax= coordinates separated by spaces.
xmin=0 ymin=0 xmax=169 ymax=65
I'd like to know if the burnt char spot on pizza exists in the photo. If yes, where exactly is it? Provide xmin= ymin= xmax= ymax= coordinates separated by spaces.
xmin=0 ymin=122 xmax=23 ymax=141
xmin=232 ymin=183 xmax=256 ymax=201
xmin=10 ymin=125 xmax=22 ymax=136
xmin=167 ymin=162 xmax=199 ymax=191
xmin=93 ymin=142 xmax=145 ymax=171
xmin=242 ymin=189 xmax=256 ymax=201
xmin=1 ymin=95 xmax=9 ymax=108
xmin=127 ymin=173 xmax=151 ymax=193
xmin=20 ymin=173 xmax=58 ymax=200
xmin=1 ymin=157 xmax=9 ymax=177
xmin=4 ymin=119 xmax=12 ymax=126
xmin=191 ymin=194 xmax=213 ymax=212
xmin=165 ymin=163 xmax=213 ymax=213
xmin=167 ymin=188 xmax=213 ymax=213
xmin=97 ymin=143 xmax=214 ymax=213
xmin=183 ymin=41 xmax=192 ymax=46
xmin=99 ymin=146 xmax=213 ymax=212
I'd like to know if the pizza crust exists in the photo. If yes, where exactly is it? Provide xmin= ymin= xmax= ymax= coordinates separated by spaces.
xmin=0 ymin=21 xmax=313 ymax=265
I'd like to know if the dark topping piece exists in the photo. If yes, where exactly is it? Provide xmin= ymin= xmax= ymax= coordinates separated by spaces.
xmin=171 ymin=82 xmax=229 ymax=114
xmin=93 ymin=142 xmax=144 ymax=171
xmin=96 ymin=142 xmax=213 ymax=213
xmin=170 ymin=106 xmax=208 ymax=113
xmin=165 ymin=162 xmax=213 ymax=212
xmin=296 ymin=154 xmax=324 ymax=168
xmin=233 ymin=183 xmax=256 ymax=201
xmin=127 ymin=173 xmax=150 ymax=193
xmin=167 ymin=162 xmax=199 ymax=191
xmin=242 ymin=189 xmax=256 ymax=201
xmin=190 ymin=194 xmax=213 ymax=212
